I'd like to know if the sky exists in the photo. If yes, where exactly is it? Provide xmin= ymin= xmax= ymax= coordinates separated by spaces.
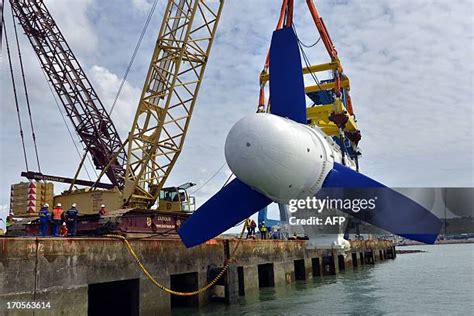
xmin=0 ymin=0 xmax=473 ymax=229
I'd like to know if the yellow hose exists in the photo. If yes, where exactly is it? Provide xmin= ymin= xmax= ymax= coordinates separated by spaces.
xmin=106 ymin=221 xmax=247 ymax=296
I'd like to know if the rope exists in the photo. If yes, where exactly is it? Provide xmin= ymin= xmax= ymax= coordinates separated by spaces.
xmin=4 ymin=17 xmax=29 ymax=171
xmin=11 ymin=8 xmax=42 ymax=172
xmin=109 ymin=0 xmax=158 ymax=116
xmin=105 ymin=220 xmax=248 ymax=296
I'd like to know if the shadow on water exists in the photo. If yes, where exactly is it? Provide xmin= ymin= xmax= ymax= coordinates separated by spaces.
xmin=171 ymin=270 xmax=359 ymax=316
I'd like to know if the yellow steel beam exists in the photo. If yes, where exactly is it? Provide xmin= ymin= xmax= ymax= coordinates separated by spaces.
xmin=260 ymin=61 xmax=340 ymax=82
xmin=305 ymin=77 xmax=350 ymax=93
xmin=303 ymin=61 xmax=340 ymax=74
xmin=123 ymin=0 xmax=224 ymax=208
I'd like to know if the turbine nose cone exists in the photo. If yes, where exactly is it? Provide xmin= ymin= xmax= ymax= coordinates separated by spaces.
xmin=225 ymin=113 xmax=329 ymax=203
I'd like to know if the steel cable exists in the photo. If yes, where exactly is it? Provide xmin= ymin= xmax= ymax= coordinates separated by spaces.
xmin=109 ymin=0 xmax=159 ymax=116
xmin=3 ymin=17 xmax=29 ymax=171
xmin=10 ymin=8 xmax=42 ymax=172
xmin=190 ymin=162 xmax=227 ymax=195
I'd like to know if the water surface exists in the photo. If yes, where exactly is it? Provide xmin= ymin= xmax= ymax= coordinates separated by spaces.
xmin=172 ymin=244 xmax=474 ymax=315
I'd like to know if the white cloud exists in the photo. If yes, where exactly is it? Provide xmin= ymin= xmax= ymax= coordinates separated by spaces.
xmin=88 ymin=65 xmax=141 ymax=138
xmin=45 ymin=0 xmax=98 ymax=54
xmin=131 ymin=0 xmax=153 ymax=14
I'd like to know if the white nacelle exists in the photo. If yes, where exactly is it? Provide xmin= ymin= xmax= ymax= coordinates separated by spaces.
xmin=225 ymin=113 xmax=335 ymax=204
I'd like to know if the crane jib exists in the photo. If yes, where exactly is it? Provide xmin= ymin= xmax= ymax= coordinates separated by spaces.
xmin=9 ymin=0 xmax=127 ymax=188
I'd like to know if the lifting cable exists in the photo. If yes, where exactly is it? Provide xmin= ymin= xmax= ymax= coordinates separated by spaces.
xmin=293 ymin=22 xmax=321 ymax=48
xmin=293 ymin=24 xmax=350 ymax=161
xmin=10 ymin=9 xmax=42 ymax=172
xmin=105 ymin=220 xmax=248 ymax=296
xmin=221 ymin=172 xmax=233 ymax=188
xmin=292 ymin=23 xmax=323 ymax=92
xmin=109 ymin=0 xmax=159 ymax=116
xmin=37 ymin=61 xmax=94 ymax=181
xmin=190 ymin=162 xmax=227 ymax=195
xmin=3 ymin=17 xmax=29 ymax=171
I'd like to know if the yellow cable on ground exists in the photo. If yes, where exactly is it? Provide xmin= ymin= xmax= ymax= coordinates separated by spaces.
xmin=106 ymin=221 xmax=248 ymax=296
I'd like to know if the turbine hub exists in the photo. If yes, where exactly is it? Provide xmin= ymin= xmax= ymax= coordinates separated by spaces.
xmin=225 ymin=113 xmax=334 ymax=203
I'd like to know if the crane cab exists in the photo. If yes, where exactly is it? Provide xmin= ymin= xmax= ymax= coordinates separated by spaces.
xmin=157 ymin=182 xmax=196 ymax=213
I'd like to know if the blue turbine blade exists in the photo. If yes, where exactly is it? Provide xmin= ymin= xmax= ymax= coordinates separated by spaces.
xmin=269 ymin=27 xmax=307 ymax=123
xmin=321 ymin=163 xmax=443 ymax=244
xmin=178 ymin=179 xmax=272 ymax=248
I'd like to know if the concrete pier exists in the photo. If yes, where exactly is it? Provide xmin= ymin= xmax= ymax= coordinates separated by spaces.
xmin=0 ymin=237 xmax=394 ymax=315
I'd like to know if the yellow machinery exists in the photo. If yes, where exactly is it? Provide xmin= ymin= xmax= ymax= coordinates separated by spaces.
xmin=122 ymin=0 xmax=224 ymax=208
xmin=10 ymin=0 xmax=224 ymax=214
xmin=260 ymin=62 xmax=359 ymax=137
xmin=157 ymin=183 xmax=196 ymax=212
xmin=89 ymin=0 xmax=225 ymax=210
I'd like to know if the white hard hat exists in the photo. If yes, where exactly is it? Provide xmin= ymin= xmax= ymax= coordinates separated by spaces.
xmin=100 ymin=204 xmax=105 ymax=208
xmin=72 ymin=203 xmax=77 ymax=208
xmin=57 ymin=203 xmax=62 ymax=207
xmin=44 ymin=203 xmax=49 ymax=208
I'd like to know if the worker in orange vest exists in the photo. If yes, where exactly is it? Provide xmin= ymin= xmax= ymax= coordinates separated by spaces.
xmin=52 ymin=203 xmax=64 ymax=237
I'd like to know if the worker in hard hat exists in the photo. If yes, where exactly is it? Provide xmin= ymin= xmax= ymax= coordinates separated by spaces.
xmin=60 ymin=222 xmax=68 ymax=237
xmin=39 ymin=203 xmax=51 ymax=236
xmin=259 ymin=221 xmax=268 ymax=240
xmin=2 ymin=212 xmax=14 ymax=234
xmin=6 ymin=212 xmax=14 ymax=229
xmin=98 ymin=204 xmax=107 ymax=217
xmin=246 ymin=219 xmax=252 ymax=238
xmin=65 ymin=203 xmax=79 ymax=236
xmin=250 ymin=219 xmax=257 ymax=238
xmin=51 ymin=203 xmax=64 ymax=237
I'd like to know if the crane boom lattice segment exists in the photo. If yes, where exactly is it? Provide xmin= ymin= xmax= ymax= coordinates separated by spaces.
xmin=9 ymin=0 xmax=127 ymax=188
xmin=124 ymin=0 xmax=224 ymax=207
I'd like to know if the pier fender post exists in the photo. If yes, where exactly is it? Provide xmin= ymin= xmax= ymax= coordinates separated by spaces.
xmin=223 ymin=240 xmax=239 ymax=305
xmin=311 ymin=257 xmax=322 ymax=277
xmin=322 ymin=251 xmax=336 ymax=276
xmin=351 ymin=252 xmax=358 ymax=268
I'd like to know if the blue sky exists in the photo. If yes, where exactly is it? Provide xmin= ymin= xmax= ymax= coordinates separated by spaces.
xmin=1 ymin=0 xmax=473 ymax=228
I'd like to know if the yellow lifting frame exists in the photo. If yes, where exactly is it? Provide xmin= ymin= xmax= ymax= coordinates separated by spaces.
xmin=261 ymin=61 xmax=358 ymax=137
xmin=306 ymin=99 xmax=358 ymax=137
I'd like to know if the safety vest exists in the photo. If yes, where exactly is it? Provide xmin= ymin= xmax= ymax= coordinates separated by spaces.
xmin=260 ymin=224 xmax=267 ymax=232
xmin=52 ymin=208 xmax=63 ymax=220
